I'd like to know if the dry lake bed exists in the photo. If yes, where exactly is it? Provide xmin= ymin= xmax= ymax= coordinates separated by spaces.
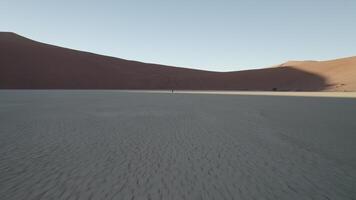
xmin=0 ymin=90 xmax=355 ymax=200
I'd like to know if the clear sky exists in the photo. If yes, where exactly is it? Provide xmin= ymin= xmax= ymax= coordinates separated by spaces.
xmin=1 ymin=0 xmax=355 ymax=71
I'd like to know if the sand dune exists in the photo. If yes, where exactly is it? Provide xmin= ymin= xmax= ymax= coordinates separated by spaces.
xmin=280 ymin=57 xmax=356 ymax=91
xmin=0 ymin=32 xmax=355 ymax=91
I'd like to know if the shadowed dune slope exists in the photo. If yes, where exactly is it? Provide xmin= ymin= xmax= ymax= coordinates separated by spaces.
xmin=0 ymin=32 xmax=354 ymax=91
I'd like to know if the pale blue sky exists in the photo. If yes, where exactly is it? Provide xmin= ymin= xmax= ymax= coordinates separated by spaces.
xmin=1 ymin=0 xmax=355 ymax=71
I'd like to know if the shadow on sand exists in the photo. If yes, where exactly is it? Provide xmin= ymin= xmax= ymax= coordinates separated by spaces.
xmin=167 ymin=66 xmax=329 ymax=91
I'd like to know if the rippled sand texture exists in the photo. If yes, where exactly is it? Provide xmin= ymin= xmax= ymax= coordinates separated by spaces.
xmin=1 ymin=91 xmax=355 ymax=200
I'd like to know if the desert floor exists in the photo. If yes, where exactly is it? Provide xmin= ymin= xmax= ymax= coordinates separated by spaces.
xmin=0 ymin=90 xmax=355 ymax=200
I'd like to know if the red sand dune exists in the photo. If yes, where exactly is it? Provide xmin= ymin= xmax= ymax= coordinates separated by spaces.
xmin=1 ymin=32 xmax=355 ymax=91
